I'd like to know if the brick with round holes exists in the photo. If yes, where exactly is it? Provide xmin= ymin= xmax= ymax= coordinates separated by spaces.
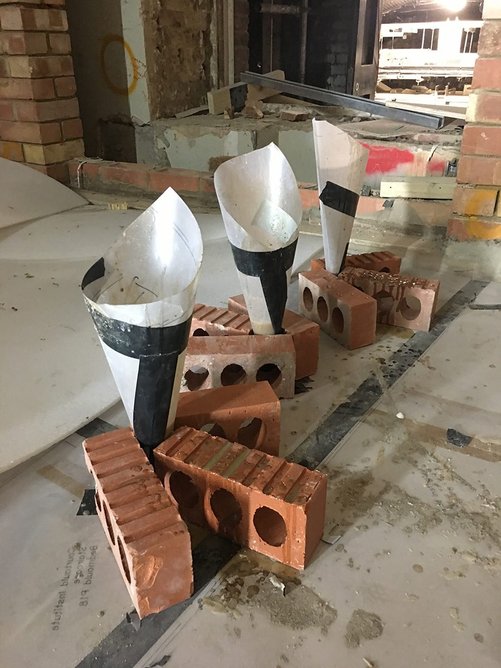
xmin=154 ymin=426 xmax=327 ymax=569
xmin=82 ymin=428 xmax=193 ymax=618
xmin=226 ymin=295 xmax=320 ymax=379
xmin=310 ymin=250 xmax=402 ymax=275
xmin=298 ymin=270 xmax=377 ymax=349
xmin=339 ymin=267 xmax=440 ymax=332
xmin=175 ymin=381 xmax=280 ymax=456
xmin=181 ymin=333 xmax=296 ymax=399
xmin=191 ymin=303 xmax=252 ymax=337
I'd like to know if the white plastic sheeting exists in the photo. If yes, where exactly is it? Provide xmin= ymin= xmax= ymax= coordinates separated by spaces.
xmin=214 ymin=144 xmax=302 ymax=335
xmin=82 ymin=189 xmax=203 ymax=451
xmin=313 ymin=120 xmax=369 ymax=274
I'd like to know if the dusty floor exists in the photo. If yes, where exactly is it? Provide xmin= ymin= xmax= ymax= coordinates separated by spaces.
xmin=0 ymin=204 xmax=500 ymax=668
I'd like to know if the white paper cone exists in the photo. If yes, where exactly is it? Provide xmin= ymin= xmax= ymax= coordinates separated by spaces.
xmin=313 ymin=119 xmax=369 ymax=274
xmin=214 ymin=143 xmax=302 ymax=335
xmin=82 ymin=188 xmax=203 ymax=455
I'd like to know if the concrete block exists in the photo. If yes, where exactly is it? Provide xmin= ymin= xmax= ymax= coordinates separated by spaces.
xmin=154 ymin=426 xmax=327 ymax=569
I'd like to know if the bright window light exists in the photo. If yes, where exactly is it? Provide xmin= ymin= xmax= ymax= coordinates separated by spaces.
xmin=441 ymin=0 xmax=467 ymax=11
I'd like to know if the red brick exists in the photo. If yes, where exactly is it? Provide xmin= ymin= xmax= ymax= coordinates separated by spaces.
xmin=54 ymin=75 xmax=76 ymax=97
xmin=15 ymin=97 xmax=79 ymax=121
xmin=462 ymin=125 xmax=501 ymax=157
xmin=149 ymin=168 xmax=201 ymax=194
xmin=68 ymin=158 xmax=100 ymax=189
xmin=82 ymin=429 xmax=193 ymax=618
xmin=175 ymin=381 xmax=281 ymax=456
xmin=182 ymin=334 xmax=296 ymax=399
xmin=0 ymin=31 xmax=48 ymax=55
xmin=61 ymin=116 xmax=82 ymax=139
xmin=472 ymin=58 xmax=501 ymax=90
xmin=311 ymin=250 xmax=402 ymax=275
xmin=467 ymin=91 xmax=501 ymax=124
xmin=0 ymin=55 xmax=8 ymax=77
xmin=299 ymin=185 xmax=319 ymax=210
xmin=339 ymin=267 xmax=440 ymax=332
xmin=0 ymin=139 xmax=23 ymax=161
xmin=0 ymin=76 xmax=54 ymax=100
xmin=28 ymin=161 xmax=69 ymax=183
xmin=457 ymin=155 xmax=501 ymax=186
xmin=298 ymin=270 xmax=377 ymax=349
xmin=7 ymin=54 xmax=73 ymax=78
xmin=154 ymin=426 xmax=327 ymax=569
xmin=199 ymin=174 xmax=215 ymax=193
xmin=0 ymin=7 xmax=68 ymax=31
xmin=48 ymin=32 xmax=71 ymax=54
xmin=452 ymin=185 xmax=498 ymax=217
xmin=0 ymin=99 xmax=15 ymax=120
xmin=191 ymin=304 xmax=251 ymax=336
xmin=0 ymin=119 xmax=61 ymax=143
xmin=99 ymin=162 xmax=150 ymax=191
xmin=448 ymin=216 xmax=501 ymax=241
xmin=478 ymin=20 xmax=501 ymax=56
xmin=227 ymin=295 xmax=320 ymax=379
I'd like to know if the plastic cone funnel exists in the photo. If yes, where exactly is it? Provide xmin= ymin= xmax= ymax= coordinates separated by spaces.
xmin=82 ymin=188 xmax=203 ymax=458
xmin=313 ymin=119 xmax=369 ymax=274
xmin=214 ymin=144 xmax=302 ymax=335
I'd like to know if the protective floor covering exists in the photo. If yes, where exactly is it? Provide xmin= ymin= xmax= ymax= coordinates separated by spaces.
xmin=2 ymin=225 xmax=500 ymax=667
xmin=0 ymin=158 xmax=85 ymax=229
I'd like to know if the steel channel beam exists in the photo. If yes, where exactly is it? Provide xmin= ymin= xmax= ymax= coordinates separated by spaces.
xmin=241 ymin=71 xmax=445 ymax=129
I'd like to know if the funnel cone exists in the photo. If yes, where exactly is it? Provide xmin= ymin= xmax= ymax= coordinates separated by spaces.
xmin=214 ymin=144 xmax=302 ymax=335
xmin=313 ymin=120 xmax=369 ymax=274
xmin=82 ymin=188 xmax=203 ymax=457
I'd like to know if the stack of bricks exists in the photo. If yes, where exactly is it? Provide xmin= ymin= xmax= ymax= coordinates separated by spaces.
xmin=449 ymin=0 xmax=501 ymax=242
xmin=298 ymin=250 xmax=440 ymax=345
xmin=0 ymin=0 xmax=83 ymax=182
xmin=181 ymin=300 xmax=321 ymax=398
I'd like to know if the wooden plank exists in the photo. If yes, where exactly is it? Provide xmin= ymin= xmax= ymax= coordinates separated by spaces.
xmin=207 ymin=70 xmax=285 ymax=115
xmin=246 ymin=69 xmax=285 ymax=104
xmin=380 ymin=176 xmax=457 ymax=200
xmin=175 ymin=105 xmax=209 ymax=119
xmin=207 ymin=82 xmax=247 ymax=114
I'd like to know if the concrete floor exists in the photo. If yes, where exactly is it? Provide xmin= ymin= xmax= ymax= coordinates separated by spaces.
xmin=0 ymin=205 xmax=500 ymax=668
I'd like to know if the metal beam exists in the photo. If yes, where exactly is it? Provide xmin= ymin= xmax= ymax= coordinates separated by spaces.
xmin=240 ymin=71 xmax=445 ymax=129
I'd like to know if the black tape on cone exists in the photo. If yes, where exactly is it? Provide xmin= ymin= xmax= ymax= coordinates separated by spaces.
xmin=319 ymin=181 xmax=359 ymax=218
xmin=229 ymin=239 xmax=297 ymax=334
xmin=83 ymin=262 xmax=190 ymax=452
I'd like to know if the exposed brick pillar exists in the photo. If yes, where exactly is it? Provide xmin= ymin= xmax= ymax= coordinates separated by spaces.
xmin=449 ymin=0 xmax=501 ymax=242
xmin=0 ymin=1 xmax=83 ymax=182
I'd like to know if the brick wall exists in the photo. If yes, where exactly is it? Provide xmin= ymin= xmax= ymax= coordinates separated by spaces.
xmin=0 ymin=1 xmax=83 ymax=182
xmin=306 ymin=0 xmax=356 ymax=93
xmin=449 ymin=0 xmax=501 ymax=242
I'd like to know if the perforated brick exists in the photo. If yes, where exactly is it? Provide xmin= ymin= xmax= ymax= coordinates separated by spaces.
xmin=311 ymin=250 xmax=401 ymax=275
xmin=298 ymin=270 xmax=377 ymax=349
xmin=176 ymin=381 xmax=280 ymax=455
xmin=82 ymin=429 xmax=193 ymax=618
xmin=227 ymin=295 xmax=320 ymax=379
xmin=154 ymin=426 xmax=327 ymax=569
xmin=191 ymin=303 xmax=251 ymax=336
xmin=339 ymin=267 xmax=440 ymax=332
xmin=182 ymin=333 xmax=296 ymax=399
